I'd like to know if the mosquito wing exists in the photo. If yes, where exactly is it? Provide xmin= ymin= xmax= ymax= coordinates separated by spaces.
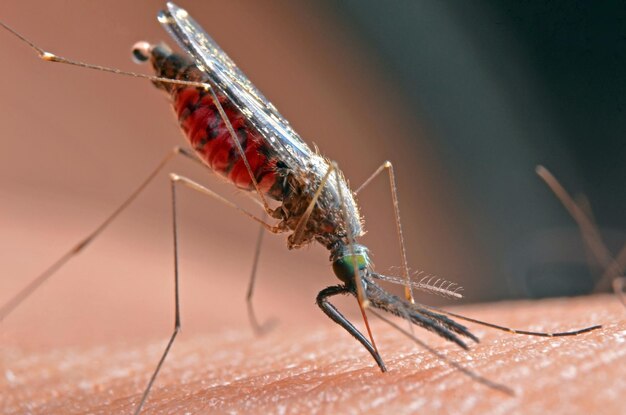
xmin=158 ymin=2 xmax=313 ymax=172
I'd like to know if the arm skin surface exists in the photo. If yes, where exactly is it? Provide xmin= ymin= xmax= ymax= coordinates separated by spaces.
xmin=1 ymin=294 xmax=623 ymax=415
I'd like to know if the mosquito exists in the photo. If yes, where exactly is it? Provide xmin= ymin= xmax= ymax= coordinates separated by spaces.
xmin=537 ymin=165 xmax=626 ymax=308
xmin=0 ymin=3 xmax=602 ymax=414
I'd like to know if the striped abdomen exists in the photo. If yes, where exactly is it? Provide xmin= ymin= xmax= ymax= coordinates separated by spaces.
xmin=174 ymin=86 xmax=283 ymax=198
xmin=141 ymin=43 xmax=286 ymax=200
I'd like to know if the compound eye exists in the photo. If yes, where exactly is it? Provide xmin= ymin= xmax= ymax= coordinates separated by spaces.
xmin=332 ymin=254 xmax=368 ymax=284
xmin=131 ymin=41 xmax=152 ymax=63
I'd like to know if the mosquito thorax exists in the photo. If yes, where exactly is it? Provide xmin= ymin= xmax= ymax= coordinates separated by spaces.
xmin=331 ymin=244 xmax=371 ymax=284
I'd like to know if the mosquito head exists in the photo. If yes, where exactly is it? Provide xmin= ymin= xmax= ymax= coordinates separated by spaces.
xmin=331 ymin=243 xmax=371 ymax=284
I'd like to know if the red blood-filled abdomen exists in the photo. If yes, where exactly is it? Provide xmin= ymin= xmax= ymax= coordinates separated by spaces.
xmin=173 ymin=87 xmax=281 ymax=199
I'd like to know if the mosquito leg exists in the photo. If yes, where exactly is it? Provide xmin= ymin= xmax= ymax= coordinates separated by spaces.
xmin=171 ymin=173 xmax=286 ymax=336
xmin=246 ymin=222 xmax=278 ymax=335
xmin=136 ymin=173 xmax=284 ymax=411
xmin=613 ymin=277 xmax=626 ymax=308
xmin=133 ymin=178 xmax=182 ymax=414
xmin=316 ymin=285 xmax=387 ymax=372
xmin=588 ymin=230 xmax=626 ymax=300
xmin=573 ymin=193 xmax=608 ymax=287
xmin=169 ymin=174 xmax=283 ymax=233
xmin=0 ymin=20 xmax=213 ymax=90
xmin=355 ymin=161 xmax=413 ymax=304
xmin=423 ymin=304 xmax=601 ymax=337
xmin=536 ymin=166 xmax=615 ymax=280
xmin=536 ymin=166 xmax=626 ymax=302
xmin=0 ymin=146 xmax=203 ymax=322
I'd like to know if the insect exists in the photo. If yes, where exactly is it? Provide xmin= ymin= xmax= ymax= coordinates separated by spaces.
xmin=0 ymin=3 xmax=603 ymax=414
xmin=537 ymin=165 xmax=626 ymax=307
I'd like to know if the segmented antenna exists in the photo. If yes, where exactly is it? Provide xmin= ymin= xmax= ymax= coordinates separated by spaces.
xmin=371 ymin=270 xmax=463 ymax=299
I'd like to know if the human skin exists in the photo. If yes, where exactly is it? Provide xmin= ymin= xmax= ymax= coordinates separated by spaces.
xmin=1 ymin=294 xmax=623 ymax=415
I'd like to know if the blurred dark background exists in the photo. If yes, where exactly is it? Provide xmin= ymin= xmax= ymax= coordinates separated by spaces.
xmin=2 ymin=1 xmax=625 ymax=348
xmin=322 ymin=0 xmax=626 ymax=299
